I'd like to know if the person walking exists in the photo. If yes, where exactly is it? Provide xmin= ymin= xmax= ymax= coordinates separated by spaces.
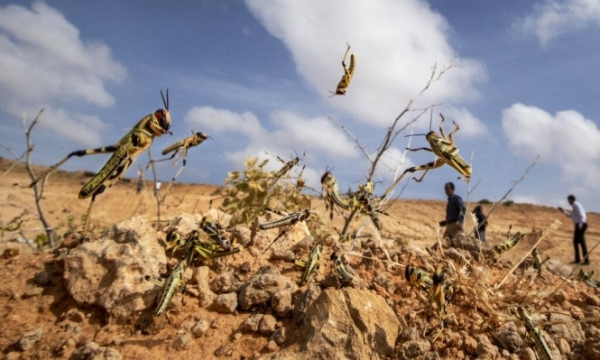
xmin=558 ymin=195 xmax=589 ymax=265
xmin=473 ymin=205 xmax=488 ymax=242
xmin=439 ymin=182 xmax=466 ymax=240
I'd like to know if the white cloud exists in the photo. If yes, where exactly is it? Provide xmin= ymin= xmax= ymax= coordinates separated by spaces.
xmin=36 ymin=107 xmax=109 ymax=147
xmin=516 ymin=0 xmax=600 ymax=45
xmin=185 ymin=106 xmax=360 ymax=166
xmin=244 ymin=0 xmax=487 ymax=133
xmin=502 ymin=103 xmax=600 ymax=188
xmin=0 ymin=2 xmax=126 ymax=111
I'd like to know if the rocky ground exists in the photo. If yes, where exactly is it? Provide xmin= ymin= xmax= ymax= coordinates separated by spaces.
xmin=1 ymin=159 xmax=600 ymax=359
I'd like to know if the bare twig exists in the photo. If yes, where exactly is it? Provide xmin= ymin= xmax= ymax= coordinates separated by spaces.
xmin=328 ymin=117 xmax=373 ymax=162
xmin=484 ymin=156 xmax=539 ymax=222
xmin=22 ymin=110 xmax=55 ymax=248
xmin=0 ymin=145 xmax=28 ymax=178
xmin=147 ymin=147 xmax=162 ymax=228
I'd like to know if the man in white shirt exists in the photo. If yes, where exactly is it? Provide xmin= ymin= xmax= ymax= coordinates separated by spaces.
xmin=558 ymin=195 xmax=589 ymax=265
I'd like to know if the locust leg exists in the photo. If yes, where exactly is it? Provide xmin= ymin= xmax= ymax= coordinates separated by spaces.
xmin=438 ymin=114 xmax=447 ymax=140
xmin=447 ymin=121 xmax=460 ymax=146
xmin=30 ymin=146 xmax=118 ymax=187
xmin=81 ymin=184 xmax=106 ymax=238
xmin=406 ymin=147 xmax=434 ymax=153
xmin=404 ymin=158 xmax=446 ymax=183
xmin=145 ymin=148 xmax=182 ymax=171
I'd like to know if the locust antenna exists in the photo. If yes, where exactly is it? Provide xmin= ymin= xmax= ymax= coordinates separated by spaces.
xmin=161 ymin=89 xmax=169 ymax=111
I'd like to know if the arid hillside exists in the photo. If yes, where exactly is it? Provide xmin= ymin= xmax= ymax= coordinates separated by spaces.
xmin=1 ymin=158 xmax=600 ymax=360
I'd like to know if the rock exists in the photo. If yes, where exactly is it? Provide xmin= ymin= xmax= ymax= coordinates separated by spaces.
xmin=191 ymin=319 xmax=210 ymax=338
xmin=400 ymin=327 xmax=420 ymax=341
xmin=63 ymin=217 xmax=168 ymax=322
xmin=423 ymin=352 xmax=441 ymax=360
xmin=213 ymin=293 xmax=238 ymax=314
xmin=476 ymin=340 xmax=500 ymax=358
xmin=214 ymin=343 xmax=233 ymax=357
xmin=463 ymin=334 xmax=477 ymax=355
xmin=398 ymin=340 xmax=431 ymax=359
xmin=271 ymin=327 xmax=286 ymax=345
xmin=18 ymin=327 xmax=44 ymax=351
xmin=3 ymin=352 xmax=20 ymax=360
xmin=293 ymin=284 xmax=321 ymax=324
xmin=550 ymin=291 xmax=567 ymax=304
xmin=241 ymin=314 xmax=264 ymax=332
xmin=229 ymin=225 xmax=252 ymax=247
xmin=492 ymin=329 xmax=524 ymax=353
xmin=373 ymin=272 xmax=396 ymax=295
xmin=448 ymin=233 xmax=494 ymax=260
xmin=554 ymin=336 xmax=571 ymax=356
xmin=290 ymin=235 xmax=313 ymax=253
xmin=271 ymin=289 xmax=293 ymax=317
xmin=548 ymin=313 xmax=584 ymax=344
xmin=34 ymin=270 xmax=52 ymax=286
xmin=238 ymin=266 xmax=298 ymax=310
xmin=202 ymin=209 xmax=232 ymax=227
xmin=275 ymin=288 xmax=399 ymax=359
xmin=194 ymin=266 xmax=216 ymax=307
xmin=519 ymin=347 xmax=536 ymax=360
xmin=172 ymin=331 xmax=192 ymax=350
xmin=582 ymin=292 xmax=600 ymax=306
xmin=253 ymin=216 xmax=310 ymax=254
xmin=267 ymin=340 xmax=278 ymax=352
xmin=70 ymin=342 xmax=122 ymax=360
xmin=167 ymin=213 xmax=204 ymax=235
xmin=210 ymin=272 xmax=235 ymax=294
xmin=21 ymin=287 xmax=43 ymax=299
xmin=270 ymin=249 xmax=295 ymax=262
xmin=259 ymin=315 xmax=277 ymax=335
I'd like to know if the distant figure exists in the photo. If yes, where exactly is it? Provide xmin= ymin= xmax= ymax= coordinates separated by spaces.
xmin=473 ymin=205 xmax=488 ymax=242
xmin=559 ymin=195 xmax=589 ymax=265
xmin=136 ymin=166 xmax=144 ymax=195
xmin=155 ymin=181 xmax=162 ymax=197
xmin=439 ymin=182 xmax=466 ymax=240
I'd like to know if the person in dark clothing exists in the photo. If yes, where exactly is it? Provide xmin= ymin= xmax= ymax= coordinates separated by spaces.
xmin=472 ymin=205 xmax=488 ymax=242
xmin=559 ymin=195 xmax=589 ymax=265
xmin=439 ymin=182 xmax=466 ymax=240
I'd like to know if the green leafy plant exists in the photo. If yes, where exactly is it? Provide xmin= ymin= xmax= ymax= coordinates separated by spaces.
xmin=215 ymin=156 xmax=310 ymax=227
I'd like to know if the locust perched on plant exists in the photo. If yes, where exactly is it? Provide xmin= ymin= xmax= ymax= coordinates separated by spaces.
xmin=295 ymin=242 xmax=322 ymax=286
xmin=147 ymin=130 xmax=211 ymax=185
xmin=259 ymin=208 xmax=312 ymax=253
xmin=532 ymin=247 xmax=549 ymax=276
xmin=383 ymin=114 xmax=471 ymax=198
xmin=145 ymin=257 xmax=188 ymax=316
xmin=330 ymin=43 xmax=355 ymax=96
xmin=516 ymin=306 xmax=555 ymax=360
xmin=321 ymin=171 xmax=351 ymax=218
xmin=494 ymin=225 xmax=523 ymax=255
xmin=30 ymin=90 xmax=172 ymax=236
xmin=269 ymin=153 xmax=303 ymax=187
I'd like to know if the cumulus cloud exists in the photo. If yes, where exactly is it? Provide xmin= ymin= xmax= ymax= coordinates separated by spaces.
xmin=502 ymin=103 xmax=600 ymax=188
xmin=516 ymin=0 xmax=600 ymax=45
xmin=0 ymin=2 xmax=126 ymax=111
xmin=185 ymin=106 xmax=360 ymax=168
xmin=244 ymin=0 xmax=487 ymax=133
xmin=0 ymin=2 xmax=126 ymax=146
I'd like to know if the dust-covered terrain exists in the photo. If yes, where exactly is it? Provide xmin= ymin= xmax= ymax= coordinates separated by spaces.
xmin=1 ymin=158 xmax=600 ymax=360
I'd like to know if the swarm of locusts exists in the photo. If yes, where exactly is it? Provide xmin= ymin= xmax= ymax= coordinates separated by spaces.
xmin=31 ymin=45 xmax=593 ymax=360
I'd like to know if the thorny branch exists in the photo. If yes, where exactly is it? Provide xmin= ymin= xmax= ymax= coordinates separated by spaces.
xmin=22 ymin=109 xmax=55 ymax=248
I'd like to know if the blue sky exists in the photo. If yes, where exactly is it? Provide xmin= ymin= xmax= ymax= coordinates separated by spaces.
xmin=1 ymin=0 xmax=600 ymax=212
